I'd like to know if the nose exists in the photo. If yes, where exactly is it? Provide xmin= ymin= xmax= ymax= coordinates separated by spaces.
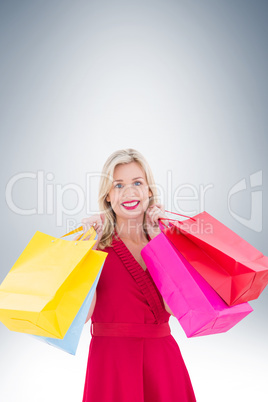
xmin=122 ymin=184 xmax=140 ymax=199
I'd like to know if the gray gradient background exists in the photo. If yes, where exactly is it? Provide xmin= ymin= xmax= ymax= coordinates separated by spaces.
xmin=0 ymin=1 xmax=267 ymax=401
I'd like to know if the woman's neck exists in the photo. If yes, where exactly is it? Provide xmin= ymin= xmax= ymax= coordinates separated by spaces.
xmin=115 ymin=217 xmax=148 ymax=244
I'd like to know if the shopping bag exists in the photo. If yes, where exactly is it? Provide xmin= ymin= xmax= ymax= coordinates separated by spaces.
xmin=32 ymin=262 xmax=103 ymax=355
xmin=161 ymin=211 xmax=268 ymax=306
xmin=0 ymin=226 xmax=107 ymax=338
xmin=141 ymin=232 xmax=253 ymax=337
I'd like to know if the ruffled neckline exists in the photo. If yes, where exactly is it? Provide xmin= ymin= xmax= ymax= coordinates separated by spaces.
xmin=111 ymin=231 xmax=166 ymax=323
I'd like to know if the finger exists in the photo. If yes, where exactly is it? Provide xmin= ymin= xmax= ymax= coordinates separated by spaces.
xmin=82 ymin=219 xmax=99 ymax=232
xmin=151 ymin=205 xmax=166 ymax=218
xmin=95 ymin=228 xmax=103 ymax=236
xmin=82 ymin=223 xmax=92 ymax=232
xmin=94 ymin=228 xmax=103 ymax=237
xmin=148 ymin=206 xmax=161 ymax=219
xmin=147 ymin=210 xmax=159 ymax=226
xmin=150 ymin=210 xmax=165 ymax=226
xmin=149 ymin=203 xmax=162 ymax=209
xmin=82 ymin=235 xmax=91 ymax=241
xmin=152 ymin=204 xmax=165 ymax=214
xmin=81 ymin=218 xmax=93 ymax=226
xmin=94 ymin=222 xmax=103 ymax=232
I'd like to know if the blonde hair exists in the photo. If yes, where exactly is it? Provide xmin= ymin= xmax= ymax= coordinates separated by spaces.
xmin=97 ymin=148 xmax=159 ymax=250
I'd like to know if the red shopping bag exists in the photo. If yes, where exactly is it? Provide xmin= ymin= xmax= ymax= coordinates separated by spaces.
xmin=160 ymin=211 xmax=268 ymax=306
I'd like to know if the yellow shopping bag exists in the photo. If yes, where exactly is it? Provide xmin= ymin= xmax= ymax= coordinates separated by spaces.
xmin=0 ymin=226 xmax=107 ymax=339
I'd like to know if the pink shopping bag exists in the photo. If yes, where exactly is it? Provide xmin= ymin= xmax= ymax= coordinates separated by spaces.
xmin=141 ymin=232 xmax=253 ymax=337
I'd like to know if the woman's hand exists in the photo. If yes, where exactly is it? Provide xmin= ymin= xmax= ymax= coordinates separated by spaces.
xmin=73 ymin=214 xmax=105 ymax=246
xmin=145 ymin=203 xmax=170 ymax=240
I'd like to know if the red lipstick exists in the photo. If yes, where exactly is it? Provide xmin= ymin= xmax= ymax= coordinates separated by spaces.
xmin=121 ymin=200 xmax=140 ymax=210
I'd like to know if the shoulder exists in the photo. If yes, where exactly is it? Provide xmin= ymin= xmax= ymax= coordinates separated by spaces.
xmin=96 ymin=243 xmax=117 ymax=258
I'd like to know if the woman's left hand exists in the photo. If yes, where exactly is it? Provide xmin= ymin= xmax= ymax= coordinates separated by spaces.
xmin=145 ymin=203 xmax=170 ymax=240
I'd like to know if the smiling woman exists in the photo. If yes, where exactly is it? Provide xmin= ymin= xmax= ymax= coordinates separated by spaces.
xmin=106 ymin=162 xmax=153 ymax=235
xmin=79 ymin=148 xmax=196 ymax=402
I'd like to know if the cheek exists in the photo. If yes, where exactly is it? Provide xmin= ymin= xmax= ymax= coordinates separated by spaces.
xmin=142 ymin=186 xmax=150 ymax=199
xmin=109 ymin=191 xmax=122 ymax=207
xmin=140 ymin=188 xmax=150 ymax=206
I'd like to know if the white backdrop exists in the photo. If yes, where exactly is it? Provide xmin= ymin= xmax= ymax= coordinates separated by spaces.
xmin=0 ymin=1 xmax=267 ymax=401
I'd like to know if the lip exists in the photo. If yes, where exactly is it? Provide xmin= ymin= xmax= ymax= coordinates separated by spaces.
xmin=121 ymin=200 xmax=140 ymax=205
xmin=121 ymin=200 xmax=140 ymax=210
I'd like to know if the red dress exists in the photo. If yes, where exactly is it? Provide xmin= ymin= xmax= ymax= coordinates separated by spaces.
xmin=82 ymin=233 xmax=196 ymax=402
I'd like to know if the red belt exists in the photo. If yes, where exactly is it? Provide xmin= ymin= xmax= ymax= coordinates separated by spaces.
xmin=90 ymin=322 xmax=171 ymax=338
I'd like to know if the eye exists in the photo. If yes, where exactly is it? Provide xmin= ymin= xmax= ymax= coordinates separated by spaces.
xmin=134 ymin=181 xmax=142 ymax=186
xmin=115 ymin=183 xmax=123 ymax=188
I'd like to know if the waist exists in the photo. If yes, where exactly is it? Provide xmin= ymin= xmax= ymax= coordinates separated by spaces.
xmin=90 ymin=322 xmax=171 ymax=338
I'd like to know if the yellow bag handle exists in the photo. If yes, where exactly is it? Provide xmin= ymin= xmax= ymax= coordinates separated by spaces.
xmin=60 ymin=225 xmax=96 ymax=241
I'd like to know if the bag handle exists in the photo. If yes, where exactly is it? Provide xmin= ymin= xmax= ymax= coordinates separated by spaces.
xmin=60 ymin=225 xmax=96 ymax=241
xmin=158 ymin=210 xmax=196 ymax=229
xmin=60 ymin=210 xmax=194 ymax=239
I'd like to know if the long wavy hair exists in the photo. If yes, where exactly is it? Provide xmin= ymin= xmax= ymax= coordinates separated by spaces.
xmin=97 ymin=148 xmax=159 ymax=250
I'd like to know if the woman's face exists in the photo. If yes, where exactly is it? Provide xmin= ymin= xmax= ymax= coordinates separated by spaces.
xmin=106 ymin=161 xmax=152 ymax=220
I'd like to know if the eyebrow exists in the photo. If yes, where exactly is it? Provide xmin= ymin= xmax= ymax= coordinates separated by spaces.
xmin=113 ymin=177 xmax=144 ymax=183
